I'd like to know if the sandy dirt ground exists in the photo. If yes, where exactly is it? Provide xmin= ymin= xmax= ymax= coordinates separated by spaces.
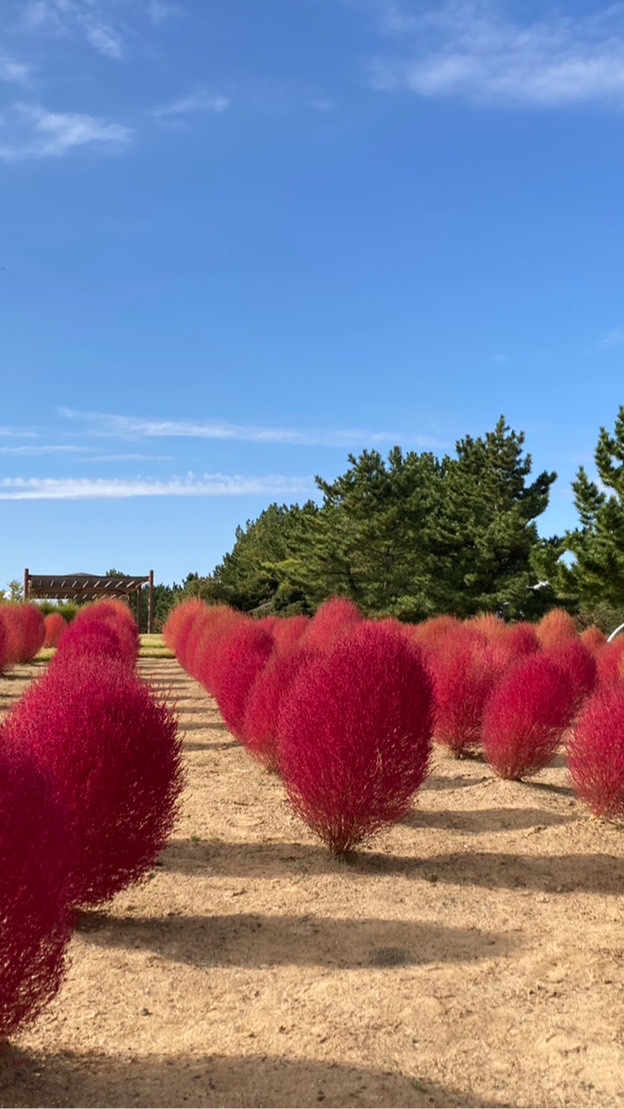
xmin=1 ymin=655 xmax=624 ymax=1109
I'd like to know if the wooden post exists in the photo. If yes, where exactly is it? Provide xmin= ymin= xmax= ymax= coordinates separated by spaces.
xmin=148 ymin=570 xmax=155 ymax=634
xmin=135 ymin=586 xmax=141 ymax=632
xmin=23 ymin=568 xmax=29 ymax=602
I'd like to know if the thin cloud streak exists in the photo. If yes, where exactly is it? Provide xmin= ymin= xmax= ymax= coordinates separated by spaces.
xmin=0 ymin=445 xmax=83 ymax=456
xmin=59 ymin=408 xmax=446 ymax=449
xmin=0 ymin=103 xmax=132 ymax=162
xmin=0 ymin=475 xmax=316 ymax=501
xmin=600 ymin=328 xmax=624 ymax=349
xmin=368 ymin=1 xmax=624 ymax=108
xmin=153 ymin=91 xmax=230 ymax=120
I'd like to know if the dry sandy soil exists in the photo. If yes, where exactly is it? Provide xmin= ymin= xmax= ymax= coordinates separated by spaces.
xmin=1 ymin=655 xmax=624 ymax=1109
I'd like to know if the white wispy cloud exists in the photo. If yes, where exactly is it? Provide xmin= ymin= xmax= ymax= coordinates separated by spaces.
xmin=0 ymin=444 xmax=83 ymax=456
xmin=146 ymin=0 xmax=183 ymax=25
xmin=153 ymin=91 xmax=230 ymax=120
xmin=59 ymin=408 xmax=445 ymax=449
xmin=0 ymin=102 xmax=132 ymax=162
xmin=368 ymin=1 xmax=624 ymax=108
xmin=0 ymin=55 xmax=32 ymax=85
xmin=600 ymin=328 xmax=624 ymax=348
xmin=0 ymin=427 xmax=38 ymax=439
xmin=0 ymin=474 xmax=315 ymax=501
xmin=14 ymin=1 xmax=125 ymax=59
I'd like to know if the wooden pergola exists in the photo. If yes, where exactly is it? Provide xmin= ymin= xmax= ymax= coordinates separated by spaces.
xmin=24 ymin=569 xmax=155 ymax=633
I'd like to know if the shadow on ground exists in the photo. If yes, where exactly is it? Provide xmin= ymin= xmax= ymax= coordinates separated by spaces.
xmin=0 ymin=1047 xmax=506 ymax=1109
xmin=77 ymin=909 xmax=516 ymax=969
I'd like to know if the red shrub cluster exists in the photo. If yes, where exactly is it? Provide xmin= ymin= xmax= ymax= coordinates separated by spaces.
xmin=543 ymin=639 xmax=597 ymax=715
xmin=536 ymin=608 xmax=578 ymax=650
xmin=0 ymin=604 xmax=45 ymax=666
xmin=71 ymin=600 xmax=139 ymax=665
xmin=49 ymin=619 xmax=126 ymax=671
xmin=278 ymin=623 xmax=434 ymax=856
xmin=430 ymin=635 xmax=503 ymax=757
xmin=241 ymin=645 xmax=320 ymax=771
xmin=209 ymin=622 xmax=275 ymax=739
xmin=0 ymin=730 xmax=74 ymax=1039
xmin=595 ymin=638 xmax=624 ymax=687
xmin=569 ymin=686 xmax=624 ymax=820
xmin=43 ymin=612 xmax=67 ymax=649
xmin=271 ymin=615 xmax=310 ymax=653
xmin=4 ymin=657 xmax=184 ymax=907
xmin=303 ymin=597 xmax=364 ymax=650
xmin=580 ymin=626 xmax=607 ymax=654
xmin=482 ymin=656 xmax=574 ymax=780
xmin=0 ymin=615 xmax=8 ymax=675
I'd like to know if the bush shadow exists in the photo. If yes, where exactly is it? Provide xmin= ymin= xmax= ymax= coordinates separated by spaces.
xmin=77 ymin=909 xmax=516 ymax=969
xmin=0 ymin=1046 xmax=505 ymax=1108
xmin=159 ymin=838 xmax=624 ymax=895
xmin=404 ymin=807 xmax=574 ymax=834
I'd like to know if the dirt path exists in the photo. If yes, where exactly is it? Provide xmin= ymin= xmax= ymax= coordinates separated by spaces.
xmin=1 ymin=656 xmax=624 ymax=1108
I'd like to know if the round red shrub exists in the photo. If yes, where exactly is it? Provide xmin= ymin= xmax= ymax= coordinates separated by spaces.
xmin=278 ymin=622 xmax=435 ymax=856
xmin=580 ymin=626 xmax=607 ymax=654
xmin=0 ymin=730 xmax=74 ymax=1039
xmin=43 ymin=612 xmax=67 ymax=649
xmin=303 ymin=597 xmax=364 ymax=650
xmin=0 ymin=613 xmax=9 ymax=675
xmin=241 ymin=645 xmax=320 ymax=771
xmin=189 ymin=607 xmax=244 ymax=689
xmin=271 ymin=615 xmax=310 ymax=653
xmin=596 ymin=638 xmax=624 ymax=687
xmin=1 ymin=604 xmax=45 ymax=664
xmin=482 ymin=655 xmax=574 ymax=780
xmin=73 ymin=601 xmax=139 ymax=665
xmin=543 ymin=639 xmax=597 ymax=715
xmin=536 ymin=608 xmax=578 ymax=650
xmin=210 ymin=622 xmax=275 ymax=738
xmin=569 ymin=686 xmax=624 ymax=820
xmin=50 ymin=620 xmax=125 ymax=671
xmin=163 ymin=598 xmax=206 ymax=654
xmin=430 ymin=638 xmax=503 ymax=757
xmin=4 ymin=658 xmax=184 ymax=907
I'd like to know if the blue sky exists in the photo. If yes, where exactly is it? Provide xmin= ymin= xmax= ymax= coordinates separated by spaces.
xmin=1 ymin=0 xmax=623 ymax=589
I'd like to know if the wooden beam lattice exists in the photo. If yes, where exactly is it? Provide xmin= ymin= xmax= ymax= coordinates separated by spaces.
xmin=23 ymin=570 xmax=156 ymax=633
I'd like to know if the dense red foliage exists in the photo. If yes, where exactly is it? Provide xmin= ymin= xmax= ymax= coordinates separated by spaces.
xmin=49 ymin=620 xmax=125 ymax=670
xmin=241 ymin=645 xmax=319 ymax=771
xmin=303 ymin=597 xmax=364 ymax=650
xmin=0 ymin=729 xmax=74 ymax=1039
xmin=162 ymin=598 xmax=206 ymax=654
xmin=543 ymin=639 xmax=597 ymax=714
xmin=278 ymin=622 xmax=434 ymax=856
xmin=43 ymin=612 xmax=67 ymax=649
xmin=491 ymin=623 xmax=540 ymax=669
xmin=0 ymin=604 xmax=45 ymax=664
xmin=580 ymin=626 xmax=607 ymax=654
xmin=209 ymin=622 xmax=275 ymax=739
xmin=271 ymin=615 xmax=310 ymax=653
xmin=430 ymin=637 xmax=502 ymax=757
xmin=407 ymin=615 xmax=463 ymax=654
xmin=0 ymin=613 xmax=9 ymax=674
xmin=568 ymin=686 xmax=624 ymax=820
xmin=72 ymin=600 xmax=139 ymax=665
xmin=595 ymin=638 xmax=624 ymax=687
xmin=536 ymin=608 xmax=578 ymax=650
xmin=189 ymin=607 xmax=243 ymax=690
xmin=4 ymin=658 xmax=184 ymax=906
xmin=482 ymin=656 xmax=574 ymax=780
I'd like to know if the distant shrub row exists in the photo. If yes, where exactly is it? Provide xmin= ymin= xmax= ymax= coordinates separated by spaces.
xmin=166 ymin=599 xmax=624 ymax=855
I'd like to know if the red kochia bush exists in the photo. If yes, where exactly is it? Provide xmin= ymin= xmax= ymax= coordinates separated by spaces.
xmin=536 ymin=608 xmax=578 ymax=650
xmin=271 ymin=615 xmax=310 ymax=654
xmin=580 ymin=626 xmax=607 ymax=654
xmin=568 ymin=686 xmax=624 ymax=820
xmin=596 ymin=638 xmax=624 ymax=687
xmin=482 ymin=656 xmax=574 ymax=780
xmin=241 ymin=645 xmax=320 ymax=771
xmin=278 ymin=623 xmax=435 ymax=856
xmin=0 ymin=730 xmax=74 ymax=1039
xmin=43 ymin=612 xmax=67 ymax=649
xmin=4 ymin=658 xmax=184 ymax=907
xmin=430 ymin=638 xmax=502 ymax=757
xmin=543 ymin=639 xmax=597 ymax=715
xmin=72 ymin=600 xmax=139 ymax=666
xmin=303 ymin=597 xmax=364 ymax=651
xmin=1 ymin=604 xmax=45 ymax=664
xmin=210 ymin=622 xmax=275 ymax=739
xmin=49 ymin=620 xmax=124 ymax=671
xmin=0 ymin=614 xmax=9 ymax=674
xmin=163 ymin=598 xmax=206 ymax=654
